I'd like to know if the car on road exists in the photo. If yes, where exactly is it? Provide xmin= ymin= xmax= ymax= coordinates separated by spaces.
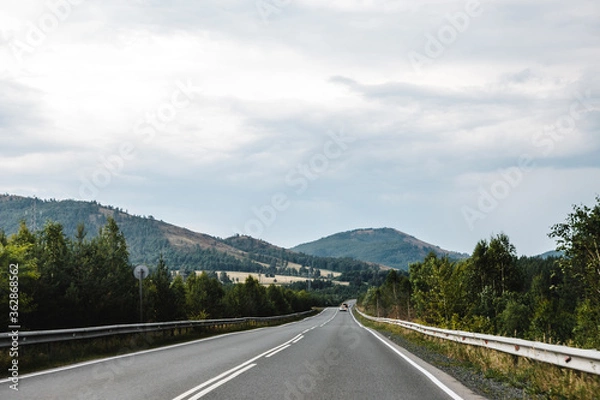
xmin=339 ymin=303 xmax=349 ymax=311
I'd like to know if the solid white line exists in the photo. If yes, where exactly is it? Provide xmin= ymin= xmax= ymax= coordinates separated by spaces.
xmin=292 ymin=335 xmax=304 ymax=343
xmin=350 ymin=310 xmax=464 ymax=400
xmin=188 ymin=363 xmax=257 ymax=400
xmin=0 ymin=328 xmax=265 ymax=384
xmin=171 ymin=362 xmax=251 ymax=400
xmin=171 ymin=333 xmax=304 ymax=400
xmin=265 ymin=344 xmax=291 ymax=358
xmin=1 ymin=310 xmax=327 ymax=384
xmin=366 ymin=330 xmax=464 ymax=400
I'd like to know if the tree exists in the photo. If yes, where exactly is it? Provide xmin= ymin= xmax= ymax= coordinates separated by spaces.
xmin=465 ymin=233 xmax=520 ymax=322
xmin=409 ymin=253 xmax=466 ymax=325
xmin=549 ymin=196 xmax=600 ymax=348
xmin=170 ymin=274 xmax=187 ymax=320
xmin=150 ymin=254 xmax=176 ymax=321
xmin=267 ymin=285 xmax=292 ymax=315
xmin=186 ymin=271 xmax=225 ymax=319
xmin=34 ymin=222 xmax=73 ymax=327
xmin=87 ymin=218 xmax=137 ymax=325
xmin=0 ymin=228 xmax=39 ymax=328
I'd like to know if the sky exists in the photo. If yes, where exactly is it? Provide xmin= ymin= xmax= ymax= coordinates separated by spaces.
xmin=1 ymin=0 xmax=599 ymax=256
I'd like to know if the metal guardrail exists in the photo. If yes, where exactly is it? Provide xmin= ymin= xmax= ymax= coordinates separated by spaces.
xmin=356 ymin=309 xmax=600 ymax=376
xmin=0 ymin=310 xmax=314 ymax=347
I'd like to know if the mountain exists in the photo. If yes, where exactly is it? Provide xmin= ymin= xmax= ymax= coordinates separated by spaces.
xmin=223 ymin=234 xmax=381 ymax=275
xmin=0 ymin=194 xmax=248 ymax=270
xmin=0 ymin=195 xmax=377 ymax=278
xmin=536 ymin=250 xmax=564 ymax=259
xmin=291 ymin=227 xmax=469 ymax=270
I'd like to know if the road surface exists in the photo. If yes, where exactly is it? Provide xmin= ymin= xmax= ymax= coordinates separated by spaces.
xmin=1 ymin=306 xmax=485 ymax=399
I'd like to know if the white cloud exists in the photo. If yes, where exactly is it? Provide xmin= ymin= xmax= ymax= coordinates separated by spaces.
xmin=0 ymin=0 xmax=598 ymax=255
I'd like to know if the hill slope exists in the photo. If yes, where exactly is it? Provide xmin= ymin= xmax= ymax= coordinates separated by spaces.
xmin=224 ymin=234 xmax=381 ymax=275
xmin=291 ymin=227 xmax=468 ymax=270
xmin=0 ymin=195 xmax=379 ymax=278
xmin=0 ymin=194 xmax=247 ymax=269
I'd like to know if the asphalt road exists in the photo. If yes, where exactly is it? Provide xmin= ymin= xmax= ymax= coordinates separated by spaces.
xmin=1 ymin=306 xmax=485 ymax=399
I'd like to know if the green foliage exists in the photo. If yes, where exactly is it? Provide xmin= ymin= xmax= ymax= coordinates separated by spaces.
xmin=0 ymin=217 xmax=325 ymax=330
xmin=0 ymin=195 xmax=265 ymax=272
xmin=409 ymin=253 xmax=468 ymax=325
xmin=549 ymin=195 xmax=600 ymax=348
xmin=358 ymin=198 xmax=600 ymax=349
xmin=0 ymin=226 xmax=40 ymax=328
xmin=225 ymin=234 xmax=380 ymax=277
xmin=186 ymin=271 xmax=225 ymax=319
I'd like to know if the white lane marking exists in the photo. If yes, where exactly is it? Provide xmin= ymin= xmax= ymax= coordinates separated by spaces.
xmin=265 ymin=344 xmax=291 ymax=358
xmin=0 ymin=327 xmax=267 ymax=384
xmin=172 ymin=333 xmax=304 ymax=400
xmin=292 ymin=335 xmax=304 ymax=343
xmin=320 ymin=310 xmax=338 ymax=327
xmin=1 ymin=310 xmax=329 ymax=384
xmin=187 ymin=363 xmax=257 ymax=400
xmin=350 ymin=310 xmax=464 ymax=400
xmin=171 ymin=362 xmax=252 ymax=400
xmin=302 ymin=329 xmax=310 ymax=334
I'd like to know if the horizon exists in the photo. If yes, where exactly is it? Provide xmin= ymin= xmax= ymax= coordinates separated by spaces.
xmin=1 ymin=193 xmax=563 ymax=257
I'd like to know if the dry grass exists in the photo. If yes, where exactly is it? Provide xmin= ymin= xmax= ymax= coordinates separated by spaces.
xmin=212 ymin=271 xmax=349 ymax=286
xmin=360 ymin=317 xmax=600 ymax=400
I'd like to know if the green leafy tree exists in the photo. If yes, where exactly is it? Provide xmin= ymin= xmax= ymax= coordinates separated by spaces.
xmin=267 ymin=285 xmax=292 ymax=315
xmin=550 ymin=196 xmax=600 ymax=348
xmin=409 ymin=253 xmax=467 ymax=325
xmin=465 ymin=233 xmax=520 ymax=321
xmin=186 ymin=271 xmax=225 ymax=319
xmin=170 ymin=274 xmax=187 ymax=320
xmin=0 ymin=228 xmax=39 ymax=328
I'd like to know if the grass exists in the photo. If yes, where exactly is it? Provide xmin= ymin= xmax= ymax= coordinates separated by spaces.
xmin=1 ymin=310 xmax=318 ymax=378
xmin=355 ymin=312 xmax=600 ymax=400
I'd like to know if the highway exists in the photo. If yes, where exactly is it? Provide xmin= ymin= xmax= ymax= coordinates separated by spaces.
xmin=1 ymin=306 xmax=485 ymax=399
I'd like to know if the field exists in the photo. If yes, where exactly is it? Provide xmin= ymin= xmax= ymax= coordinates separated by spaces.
xmin=205 ymin=271 xmax=349 ymax=286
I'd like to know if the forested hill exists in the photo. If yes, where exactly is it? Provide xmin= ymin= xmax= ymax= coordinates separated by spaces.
xmin=0 ymin=195 xmax=381 ymax=277
xmin=224 ymin=234 xmax=383 ymax=275
xmin=292 ymin=227 xmax=469 ymax=270
xmin=0 ymin=194 xmax=247 ymax=269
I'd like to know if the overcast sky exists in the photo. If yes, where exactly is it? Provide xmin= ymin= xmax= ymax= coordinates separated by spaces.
xmin=1 ymin=0 xmax=599 ymax=256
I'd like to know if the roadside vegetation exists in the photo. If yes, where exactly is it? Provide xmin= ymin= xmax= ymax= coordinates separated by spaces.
xmin=357 ymin=196 xmax=600 ymax=398
xmin=0 ymin=310 xmax=317 ymax=376
xmin=0 ymin=218 xmax=327 ymax=331
xmin=356 ymin=313 xmax=600 ymax=400
xmin=359 ymin=196 xmax=600 ymax=350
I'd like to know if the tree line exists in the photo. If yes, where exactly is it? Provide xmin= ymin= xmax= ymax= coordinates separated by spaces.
xmin=359 ymin=197 xmax=600 ymax=349
xmin=0 ymin=218 xmax=322 ymax=330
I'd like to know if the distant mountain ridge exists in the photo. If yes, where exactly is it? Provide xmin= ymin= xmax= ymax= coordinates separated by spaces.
xmin=291 ymin=227 xmax=469 ymax=270
xmin=1 ymin=195 xmax=467 ymax=273
xmin=0 ymin=195 xmax=378 ymax=278
xmin=0 ymin=194 xmax=246 ymax=268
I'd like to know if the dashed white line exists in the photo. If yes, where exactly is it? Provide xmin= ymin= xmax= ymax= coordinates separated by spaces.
xmin=320 ymin=310 xmax=338 ymax=327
